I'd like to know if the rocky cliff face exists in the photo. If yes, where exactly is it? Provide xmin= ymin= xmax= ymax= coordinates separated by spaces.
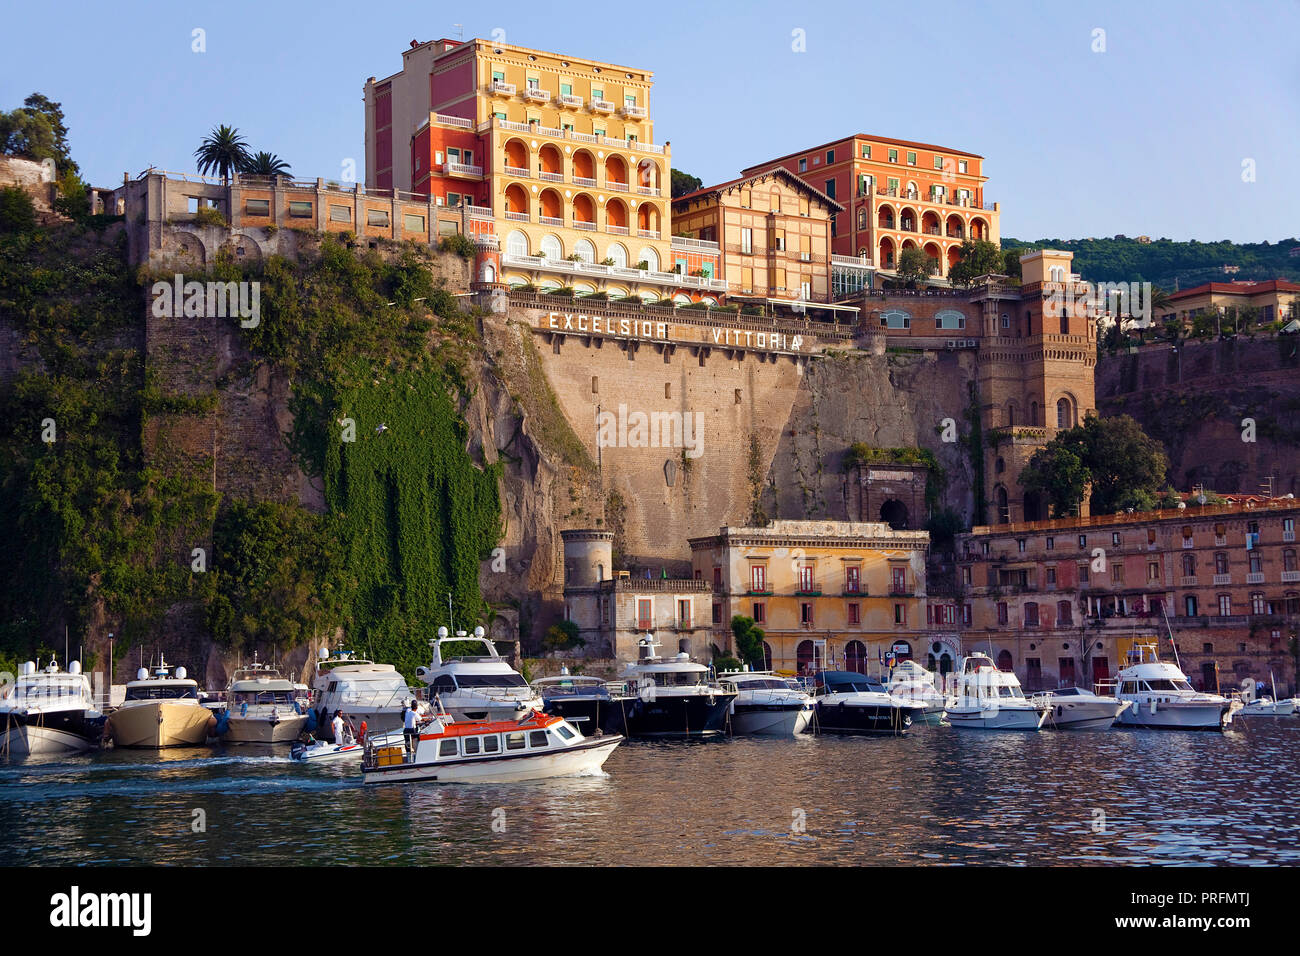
xmin=1097 ymin=337 xmax=1300 ymax=496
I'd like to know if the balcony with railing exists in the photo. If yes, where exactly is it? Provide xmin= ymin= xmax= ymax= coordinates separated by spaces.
xmin=539 ymin=215 xmax=565 ymax=227
xmin=573 ymin=175 xmax=597 ymax=188
xmin=607 ymin=224 xmax=629 ymax=235
xmin=558 ymin=94 xmax=584 ymax=109
xmin=504 ymin=210 xmax=529 ymax=222
xmin=523 ymin=87 xmax=551 ymax=103
xmin=607 ymin=180 xmax=629 ymax=192
xmin=621 ymin=104 xmax=647 ymax=119
xmin=503 ymin=165 xmax=529 ymax=178
xmin=538 ymin=171 xmax=564 ymax=182
xmin=573 ymin=221 xmax=597 ymax=231
xmin=638 ymin=228 xmax=661 ymax=239
xmin=502 ymin=256 xmax=728 ymax=291
xmin=490 ymin=80 xmax=516 ymax=96
xmin=1282 ymin=570 xmax=1300 ymax=583
xmin=591 ymin=98 xmax=615 ymax=113
xmin=671 ymin=235 xmax=721 ymax=253
xmin=446 ymin=162 xmax=483 ymax=177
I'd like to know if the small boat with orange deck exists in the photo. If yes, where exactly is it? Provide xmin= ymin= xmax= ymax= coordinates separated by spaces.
xmin=361 ymin=709 xmax=622 ymax=784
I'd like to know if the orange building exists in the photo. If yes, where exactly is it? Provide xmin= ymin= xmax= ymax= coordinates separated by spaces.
xmin=742 ymin=134 xmax=1000 ymax=279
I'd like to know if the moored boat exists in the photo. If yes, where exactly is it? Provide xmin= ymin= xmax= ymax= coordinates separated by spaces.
xmin=1034 ymin=687 xmax=1130 ymax=730
xmin=0 ymin=660 xmax=105 ymax=755
xmin=1109 ymin=643 xmax=1240 ymax=731
xmin=361 ymin=709 xmax=621 ymax=784
xmin=533 ymin=670 xmax=632 ymax=736
xmin=886 ymin=659 xmax=952 ymax=726
xmin=946 ymin=653 xmax=1048 ymax=731
xmin=617 ymin=639 xmax=736 ymax=737
xmin=220 ymin=663 xmax=309 ymax=743
xmin=720 ymin=669 xmax=815 ymax=736
xmin=107 ymin=658 xmax=215 ymax=748
xmin=811 ymin=670 xmax=924 ymax=734
xmin=416 ymin=626 xmax=542 ymax=722
xmin=310 ymin=647 xmax=415 ymax=739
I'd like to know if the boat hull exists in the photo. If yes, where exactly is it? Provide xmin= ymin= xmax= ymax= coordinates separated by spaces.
xmin=363 ymin=735 xmax=622 ymax=784
xmin=731 ymin=703 xmax=813 ymax=736
xmin=109 ymin=703 xmax=215 ymax=748
xmin=623 ymin=692 xmax=734 ymax=738
xmin=541 ymin=697 xmax=631 ymax=736
xmin=1044 ymin=699 xmax=1128 ymax=731
xmin=225 ymin=713 xmax=309 ymax=743
xmin=1115 ymin=701 xmax=1234 ymax=730
xmin=291 ymin=740 xmax=364 ymax=763
xmin=1239 ymin=700 xmax=1297 ymax=717
xmin=946 ymin=705 xmax=1046 ymax=731
xmin=813 ymin=700 xmax=916 ymax=735
xmin=1 ymin=711 xmax=104 ymax=754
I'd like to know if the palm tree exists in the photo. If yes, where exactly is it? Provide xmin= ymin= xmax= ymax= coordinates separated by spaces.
xmin=194 ymin=125 xmax=251 ymax=183
xmin=242 ymin=151 xmax=291 ymax=179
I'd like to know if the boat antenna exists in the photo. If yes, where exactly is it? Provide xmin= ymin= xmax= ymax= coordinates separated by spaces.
xmin=1161 ymin=604 xmax=1182 ymax=672
xmin=447 ymin=592 xmax=455 ymax=635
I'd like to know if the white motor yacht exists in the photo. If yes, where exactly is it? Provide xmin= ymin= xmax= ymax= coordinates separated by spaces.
xmin=886 ymin=659 xmax=953 ymax=726
xmin=0 ymin=660 xmax=105 ymax=754
xmin=1237 ymin=674 xmax=1297 ymax=717
xmin=1033 ymin=687 xmax=1130 ymax=730
xmin=220 ymin=663 xmax=309 ymax=743
xmin=311 ymin=647 xmax=415 ymax=739
xmin=946 ymin=653 xmax=1049 ymax=731
xmin=811 ymin=671 xmax=926 ymax=734
xmin=1110 ymin=643 xmax=1240 ymax=730
xmin=107 ymin=658 xmax=216 ymax=748
xmin=416 ymin=626 xmax=542 ymax=722
xmin=719 ymin=668 xmax=814 ymax=736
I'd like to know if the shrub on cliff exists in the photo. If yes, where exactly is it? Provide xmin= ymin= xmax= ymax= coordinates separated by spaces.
xmin=0 ymin=186 xmax=36 ymax=234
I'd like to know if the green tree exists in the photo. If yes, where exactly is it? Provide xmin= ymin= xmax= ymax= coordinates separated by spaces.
xmin=946 ymin=239 xmax=1004 ymax=286
xmin=542 ymin=619 xmax=584 ymax=652
xmin=670 ymin=168 xmax=702 ymax=198
xmin=0 ymin=93 xmax=78 ymax=176
xmin=1001 ymin=248 xmax=1023 ymax=279
xmin=0 ymin=185 xmax=37 ymax=234
xmin=897 ymin=246 xmax=936 ymax=286
xmin=241 ymin=150 xmax=291 ymax=177
xmin=194 ymin=125 xmax=252 ymax=183
xmin=730 ymin=615 xmax=766 ymax=670
xmin=1018 ymin=413 xmax=1169 ymax=516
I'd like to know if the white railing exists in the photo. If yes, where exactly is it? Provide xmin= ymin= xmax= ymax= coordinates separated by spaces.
xmin=634 ymin=141 xmax=664 ymax=155
xmin=524 ymin=87 xmax=551 ymax=103
xmin=638 ymin=229 xmax=660 ymax=239
xmin=558 ymin=94 xmax=584 ymax=108
xmin=435 ymin=113 xmax=474 ymax=129
xmin=622 ymin=104 xmax=647 ymax=118
xmin=447 ymin=162 xmax=483 ymax=176
xmin=490 ymin=80 xmax=516 ymax=95
xmin=573 ymin=176 xmax=597 ymax=187
xmin=1246 ymin=572 xmax=1265 ymax=584
xmin=573 ymin=221 xmax=597 ymax=231
xmin=1284 ymin=531 xmax=1296 ymax=542
xmin=539 ymin=215 xmax=564 ymax=226
xmin=536 ymin=125 xmax=565 ymax=138
xmin=1179 ymin=576 xmax=1198 ymax=586
xmin=670 ymin=235 xmax=720 ymax=252
xmin=591 ymin=99 xmax=615 ymax=112
xmin=1282 ymin=570 xmax=1300 ymax=583
xmin=1213 ymin=574 xmax=1232 ymax=585
xmin=636 ymin=185 xmax=660 ymax=196
xmin=607 ymin=181 xmax=629 ymax=192
xmin=503 ymin=165 xmax=529 ymax=178
xmin=465 ymin=203 xmax=493 ymax=219
xmin=500 ymin=253 xmax=729 ymax=291
xmin=538 ymin=171 xmax=564 ymax=182
xmin=504 ymin=210 xmax=530 ymax=221
xmin=607 ymin=224 xmax=629 ymax=235
xmin=498 ymin=119 xmax=532 ymax=133
xmin=472 ymin=233 xmax=499 ymax=247
xmin=569 ymin=131 xmax=599 ymax=144
xmin=831 ymin=254 xmax=872 ymax=268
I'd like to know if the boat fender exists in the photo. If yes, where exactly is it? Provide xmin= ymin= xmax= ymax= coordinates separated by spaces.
xmin=240 ymin=702 xmax=248 ymax=717
xmin=1149 ymin=699 xmax=1158 ymax=715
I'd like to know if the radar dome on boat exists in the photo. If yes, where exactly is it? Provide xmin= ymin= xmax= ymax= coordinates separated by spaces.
xmin=318 ymin=647 xmax=330 ymax=660
xmin=22 ymin=661 xmax=34 ymax=676
xmin=175 ymin=666 xmax=187 ymax=680
xmin=437 ymin=626 xmax=449 ymax=639
xmin=137 ymin=667 xmax=149 ymax=681
xmin=474 ymin=626 xmax=485 ymax=638
xmin=68 ymin=661 xmax=81 ymax=675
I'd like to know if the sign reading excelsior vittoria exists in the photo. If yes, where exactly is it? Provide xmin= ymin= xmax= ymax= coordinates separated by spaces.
xmin=536 ymin=310 xmax=806 ymax=353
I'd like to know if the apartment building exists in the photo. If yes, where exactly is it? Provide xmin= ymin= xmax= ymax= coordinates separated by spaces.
xmin=1158 ymin=280 xmax=1300 ymax=330
xmin=742 ymin=134 xmax=999 ymax=278
xmin=365 ymin=38 xmax=726 ymax=303
xmin=955 ymin=499 xmax=1300 ymax=694
xmin=687 ymin=520 xmax=932 ymax=675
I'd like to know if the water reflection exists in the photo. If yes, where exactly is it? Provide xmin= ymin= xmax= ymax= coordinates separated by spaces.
xmin=1 ymin=722 xmax=1297 ymax=865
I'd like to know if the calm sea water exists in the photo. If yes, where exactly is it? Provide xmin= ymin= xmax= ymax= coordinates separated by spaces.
xmin=2 ymin=721 xmax=1298 ymax=866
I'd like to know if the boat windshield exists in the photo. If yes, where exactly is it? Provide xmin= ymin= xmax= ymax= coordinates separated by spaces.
xmin=998 ymin=686 xmax=1024 ymax=699
xmin=455 ymin=674 xmax=528 ymax=689
xmin=126 ymin=685 xmax=197 ymax=701
xmin=15 ymin=681 xmax=89 ymax=700
xmin=643 ymin=671 xmax=704 ymax=687
xmin=231 ymin=690 xmax=296 ymax=705
xmin=540 ymin=681 xmax=609 ymax=699
xmin=736 ymin=678 xmax=791 ymax=690
xmin=1144 ymin=679 xmax=1193 ymax=691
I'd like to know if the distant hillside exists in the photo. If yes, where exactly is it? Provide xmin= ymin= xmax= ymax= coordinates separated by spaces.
xmin=1002 ymin=235 xmax=1300 ymax=290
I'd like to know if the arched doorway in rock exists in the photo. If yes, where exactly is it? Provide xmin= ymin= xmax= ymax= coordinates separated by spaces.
xmin=880 ymin=499 xmax=909 ymax=530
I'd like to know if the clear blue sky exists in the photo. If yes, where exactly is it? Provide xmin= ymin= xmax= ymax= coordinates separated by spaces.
xmin=3 ymin=0 xmax=1296 ymax=241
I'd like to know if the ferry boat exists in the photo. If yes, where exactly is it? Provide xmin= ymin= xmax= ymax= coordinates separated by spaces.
xmin=811 ymin=670 xmax=925 ymax=734
xmin=107 ymin=657 xmax=216 ymax=748
xmin=1032 ymin=687 xmax=1131 ymax=730
xmin=220 ymin=663 xmax=309 ymax=743
xmin=416 ymin=626 xmax=542 ymax=722
xmin=885 ymin=659 xmax=952 ymax=726
xmin=945 ymin=653 xmax=1049 ymax=731
xmin=310 ymin=647 xmax=415 ymax=740
xmin=533 ymin=670 xmax=632 ymax=736
xmin=719 ymin=668 xmax=815 ymax=736
xmin=1109 ymin=643 xmax=1241 ymax=730
xmin=618 ymin=638 xmax=736 ymax=737
xmin=0 ymin=660 xmax=105 ymax=754
xmin=361 ymin=709 xmax=622 ymax=784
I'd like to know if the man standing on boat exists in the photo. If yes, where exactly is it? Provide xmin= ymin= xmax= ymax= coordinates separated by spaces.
xmin=403 ymin=700 xmax=421 ymax=756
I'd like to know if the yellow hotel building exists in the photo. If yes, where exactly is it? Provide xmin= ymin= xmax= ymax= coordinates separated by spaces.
xmin=689 ymin=521 xmax=931 ymax=675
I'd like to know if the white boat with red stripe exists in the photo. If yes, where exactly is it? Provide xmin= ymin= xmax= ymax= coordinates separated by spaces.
xmin=361 ymin=709 xmax=622 ymax=784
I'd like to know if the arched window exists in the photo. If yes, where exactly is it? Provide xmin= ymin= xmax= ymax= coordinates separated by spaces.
xmin=796 ymin=640 xmax=815 ymax=675
xmin=996 ymin=486 xmax=1009 ymax=524
xmin=1056 ymin=397 xmax=1072 ymax=429
xmin=480 ymin=262 xmax=496 ymax=283
xmin=574 ymin=239 xmax=596 ymax=263
xmin=1030 ymin=401 xmax=1039 ymax=426
xmin=844 ymin=640 xmax=867 ymax=674
xmin=506 ymin=230 xmax=529 ymax=257
xmin=637 ymin=246 xmax=660 ymax=272
xmin=540 ymin=234 xmax=563 ymax=260
xmin=606 ymin=243 xmax=627 ymax=268
xmin=1182 ymin=553 xmax=1196 ymax=576
xmin=762 ymin=641 xmax=773 ymax=671
xmin=996 ymin=650 xmax=1014 ymax=672
xmin=1215 ymin=552 xmax=1229 ymax=575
